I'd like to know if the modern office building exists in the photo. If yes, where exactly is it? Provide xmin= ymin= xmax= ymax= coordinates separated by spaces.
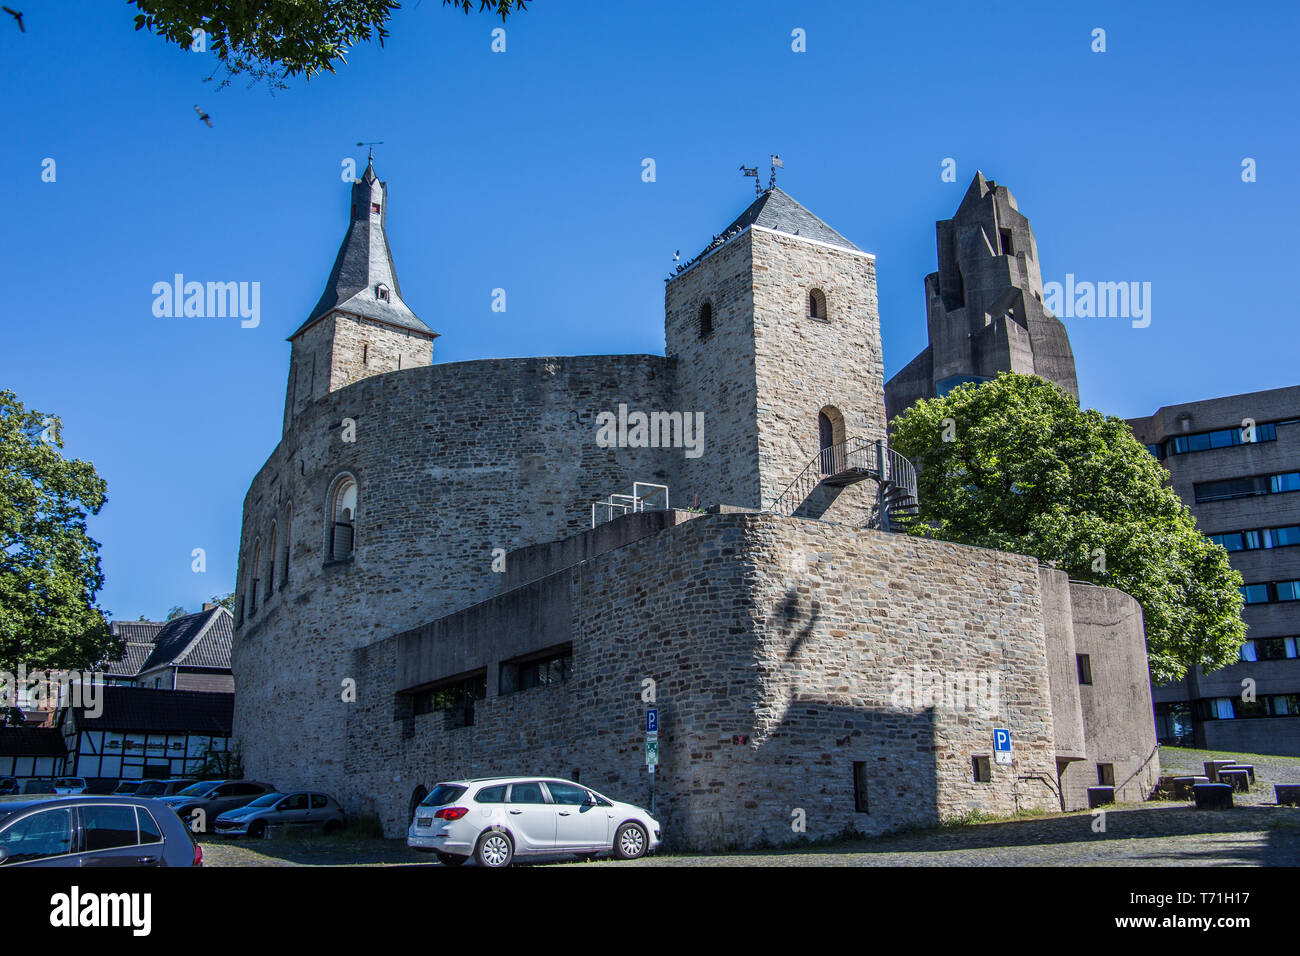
xmin=1129 ymin=386 xmax=1300 ymax=756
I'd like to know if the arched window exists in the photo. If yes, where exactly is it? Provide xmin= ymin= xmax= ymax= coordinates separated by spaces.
xmin=698 ymin=301 xmax=713 ymax=339
xmin=817 ymin=406 xmax=846 ymax=475
xmin=328 ymin=475 xmax=358 ymax=562
xmin=281 ymin=506 xmax=291 ymax=588
xmin=249 ymin=539 xmax=262 ymax=614
xmin=266 ymin=523 xmax=277 ymax=597
xmin=808 ymin=288 xmax=827 ymax=320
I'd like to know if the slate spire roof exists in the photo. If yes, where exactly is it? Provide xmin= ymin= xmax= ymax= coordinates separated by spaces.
xmin=289 ymin=158 xmax=436 ymax=341
xmin=674 ymin=187 xmax=859 ymax=277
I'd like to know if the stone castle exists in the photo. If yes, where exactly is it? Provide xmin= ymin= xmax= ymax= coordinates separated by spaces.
xmin=232 ymin=161 xmax=1158 ymax=848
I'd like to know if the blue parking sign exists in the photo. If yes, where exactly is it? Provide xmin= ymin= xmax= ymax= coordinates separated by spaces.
xmin=994 ymin=728 xmax=1011 ymax=751
xmin=646 ymin=709 xmax=658 ymax=733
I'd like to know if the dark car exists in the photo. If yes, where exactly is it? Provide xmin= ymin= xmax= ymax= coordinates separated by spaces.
xmin=0 ymin=778 xmax=18 ymax=797
xmin=131 ymin=779 xmax=194 ymax=798
xmin=214 ymin=790 xmax=347 ymax=838
xmin=21 ymin=780 xmax=53 ymax=795
xmin=156 ymin=779 xmax=274 ymax=833
xmin=0 ymin=795 xmax=201 ymax=867
xmin=111 ymin=781 xmax=142 ymax=795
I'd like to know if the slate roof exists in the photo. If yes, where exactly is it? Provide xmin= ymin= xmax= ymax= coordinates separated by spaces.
xmin=110 ymin=621 xmax=165 ymax=643
xmin=289 ymin=159 xmax=435 ymax=340
xmin=676 ymin=187 xmax=860 ymax=277
xmin=0 ymin=727 xmax=67 ymax=757
xmin=104 ymin=641 xmax=154 ymax=679
xmin=74 ymin=687 xmax=234 ymax=735
xmin=136 ymin=606 xmax=233 ymax=675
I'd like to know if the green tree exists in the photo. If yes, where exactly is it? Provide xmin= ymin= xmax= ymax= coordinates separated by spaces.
xmin=129 ymin=0 xmax=528 ymax=89
xmin=166 ymin=606 xmax=189 ymax=621
xmin=209 ymin=592 xmax=236 ymax=614
xmin=889 ymin=373 xmax=1245 ymax=684
xmin=0 ymin=391 xmax=118 ymax=685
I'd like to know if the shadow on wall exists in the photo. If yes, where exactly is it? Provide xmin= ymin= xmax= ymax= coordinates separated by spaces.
xmin=685 ymin=700 xmax=941 ymax=851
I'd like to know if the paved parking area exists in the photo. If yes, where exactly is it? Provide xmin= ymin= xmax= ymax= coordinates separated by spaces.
xmin=198 ymin=746 xmax=1300 ymax=867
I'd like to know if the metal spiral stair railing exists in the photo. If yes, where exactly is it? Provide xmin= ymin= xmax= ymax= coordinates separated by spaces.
xmin=767 ymin=436 xmax=919 ymax=531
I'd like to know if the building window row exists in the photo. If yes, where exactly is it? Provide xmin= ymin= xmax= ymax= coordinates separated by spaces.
xmin=1194 ymin=694 xmax=1300 ymax=720
xmin=499 ymin=645 xmax=573 ymax=695
xmin=1147 ymin=422 xmax=1278 ymax=460
xmin=1239 ymin=636 xmax=1299 ymax=662
xmin=1239 ymin=580 xmax=1300 ymax=605
xmin=1194 ymin=470 xmax=1300 ymax=503
xmin=1209 ymin=523 xmax=1300 ymax=552
xmin=412 ymin=671 xmax=488 ymax=727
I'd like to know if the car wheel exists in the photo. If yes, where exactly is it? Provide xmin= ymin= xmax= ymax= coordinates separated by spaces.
xmin=436 ymin=852 xmax=469 ymax=867
xmin=474 ymin=830 xmax=513 ymax=868
xmin=614 ymin=822 xmax=648 ymax=860
xmin=248 ymin=820 xmax=267 ymax=839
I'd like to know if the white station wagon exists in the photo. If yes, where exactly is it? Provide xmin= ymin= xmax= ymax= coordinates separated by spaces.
xmin=408 ymin=777 xmax=662 ymax=867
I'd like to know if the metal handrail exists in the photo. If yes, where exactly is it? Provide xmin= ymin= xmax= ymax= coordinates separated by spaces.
xmin=767 ymin=436 xmax=919 ymax=531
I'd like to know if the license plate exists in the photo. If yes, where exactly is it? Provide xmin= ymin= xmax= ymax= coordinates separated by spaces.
xmin=416 ymin=816 xmax=432 ymax=827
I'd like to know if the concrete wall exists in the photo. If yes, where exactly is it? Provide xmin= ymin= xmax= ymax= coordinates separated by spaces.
xmin=1059 ymin=581 xmax=1160 ymax=808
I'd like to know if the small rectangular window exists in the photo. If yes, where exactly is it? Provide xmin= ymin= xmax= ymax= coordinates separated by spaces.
xmin=852 ymin=761 xmax=869 ymax=812
xmin=1097 ymin=763 xmax=1115 ymax=787
xmin=1076 ymin=654 xmax=1093 ymax=685
xmin=972 ymin=756 xmax=992 ymax=783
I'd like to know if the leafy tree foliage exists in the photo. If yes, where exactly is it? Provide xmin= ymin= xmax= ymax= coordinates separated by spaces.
xmin=130 ymin=0 xmax=528 ymax=88
xmin=0 ymin=391 xmax=117 ymax=678
xmin=889 ymin=373 xmax=1246 ymax=684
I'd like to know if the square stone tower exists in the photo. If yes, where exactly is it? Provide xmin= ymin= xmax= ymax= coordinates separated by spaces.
xmin=283 ymin=158 xmax=438 ymax=435
xmin=665 ymin=188 xmax=886 ymax=518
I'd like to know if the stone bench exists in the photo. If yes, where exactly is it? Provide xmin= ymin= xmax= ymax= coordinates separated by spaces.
xmin=1087 ymin=786 xmax=1116 ymax=809
xmin=1221 ymin=764 xmax=1255 ymax=784
xmin=1218 ymin=769 xmax=1250 ymax=792
xmin=1194 ymin=783 xmax=1233 ymax=810
xmin=1276 ymin=784 xmax=1300 ymax=807
xmin=1204 ymin=759 xmax=1237 ymax=782
xmin=1172 ymin=775 xmax=1210 ymax=798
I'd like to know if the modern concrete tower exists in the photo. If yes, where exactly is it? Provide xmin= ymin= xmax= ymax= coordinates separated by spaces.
xmin=885 ymin=173 xmax=1079 ymax=422
xmin=282 ymin=158 xmax=438 ymax=435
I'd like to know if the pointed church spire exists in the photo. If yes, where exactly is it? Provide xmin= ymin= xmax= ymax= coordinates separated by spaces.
xmin=289 ymin=161 xmax=436 ymax=341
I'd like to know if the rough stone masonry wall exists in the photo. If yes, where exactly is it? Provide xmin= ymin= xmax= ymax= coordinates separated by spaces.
xmin=233 ymin=354 xmax=679 ymax=797
xmin=341 ymin=513 xmax=1063 ymax=849
xmin=750 ymin=228 xmax=887 ymax=526
xmin=664 ymin=233 xmax=761 ymax=510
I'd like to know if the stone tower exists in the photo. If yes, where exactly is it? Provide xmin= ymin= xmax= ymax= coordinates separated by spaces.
xmin=665 ymin=187 xmax=885 ymax=519
xmin=282 ymin=158 xmax=439 ymax=435
xmin=885 ymin=173 xmax=1079 ymax=422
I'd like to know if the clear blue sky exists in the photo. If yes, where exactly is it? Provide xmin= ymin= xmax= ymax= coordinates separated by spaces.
xmin=1 ymin=1 xmax=1296 ymax=621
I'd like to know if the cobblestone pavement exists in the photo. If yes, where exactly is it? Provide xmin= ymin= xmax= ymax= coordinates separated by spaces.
xmin=199 ymin=746 xmax=1300 ymax=867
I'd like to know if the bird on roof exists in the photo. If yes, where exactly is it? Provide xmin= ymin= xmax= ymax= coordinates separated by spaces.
xmin=2 ymin=6 xmax=24 ymax=31
xmin=193 ymin=105 xmax=213 ymax=128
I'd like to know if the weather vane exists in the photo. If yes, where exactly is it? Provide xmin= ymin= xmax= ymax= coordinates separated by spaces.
xmin=769 ymin=154 xmax=783 ymax=190
xmin=740 ymin=163 xmax=760 ymax=196
xmin=356 ymin=140 xmax=384 ymax=162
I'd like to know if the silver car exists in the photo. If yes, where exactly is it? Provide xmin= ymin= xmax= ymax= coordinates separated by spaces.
xmin=212 ymin=790 xmax=346 ymax=838
xmin=407 ymin=777 xmax=662 ymax=867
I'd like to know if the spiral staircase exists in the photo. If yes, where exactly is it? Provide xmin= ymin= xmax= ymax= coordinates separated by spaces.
xmin=767 ymin=436 xmax=919 ymax=531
